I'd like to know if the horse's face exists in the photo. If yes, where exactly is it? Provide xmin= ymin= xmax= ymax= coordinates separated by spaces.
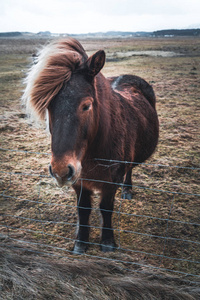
xmin=48 ymin=74 xmax=96 ymax=186
xmin=48 ymin=50 xmax=105 ymax=186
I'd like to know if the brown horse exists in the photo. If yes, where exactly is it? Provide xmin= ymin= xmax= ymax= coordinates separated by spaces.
xmin=22 ymin=38 xmax=159 ymax=254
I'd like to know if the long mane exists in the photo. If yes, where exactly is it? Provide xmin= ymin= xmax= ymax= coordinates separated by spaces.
xmin=22 ymin=38 xmax=88 ymax=121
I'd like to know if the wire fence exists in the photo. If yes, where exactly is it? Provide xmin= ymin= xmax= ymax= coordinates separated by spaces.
xmin=0 ymin=147 xmax=199 ymax=282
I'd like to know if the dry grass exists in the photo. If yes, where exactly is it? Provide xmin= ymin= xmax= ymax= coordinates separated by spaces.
xmin=1 ymin=245 xmax=199 ymax=300
xmin=0 ymin=37 xmax=200 ymax=287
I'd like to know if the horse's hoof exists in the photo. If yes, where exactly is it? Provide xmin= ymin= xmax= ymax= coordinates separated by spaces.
xmin=122 ymin=190 xmax=132 ymax=200
xmin=73 ymin=241 xmax=88 ymax=255
xmin=100 ymin=240 xmax=116 ymax=252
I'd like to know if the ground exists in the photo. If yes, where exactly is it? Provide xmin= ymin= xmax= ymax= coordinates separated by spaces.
xmin=0 ymin=37 xmax=199 ymax=283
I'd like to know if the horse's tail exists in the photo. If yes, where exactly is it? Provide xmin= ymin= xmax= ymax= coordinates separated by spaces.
xmin=125 ymin=75 xmax=156 ymax=109
xmin=137 ymin=76 xmax=156 ymax=109
xmin=110 ymin=75 xmax=156 ymax=109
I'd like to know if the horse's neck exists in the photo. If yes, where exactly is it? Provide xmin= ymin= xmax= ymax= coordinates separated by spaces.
xmin=91 ymin=73 xmax=120 ymax=156
xmin=95 ymin=72 xmax=116 ymax=111
xmin=95 ymin=72 xmax=114 ymax=127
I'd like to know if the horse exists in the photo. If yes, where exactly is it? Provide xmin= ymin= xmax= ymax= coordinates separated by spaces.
xmin=22 ymin=38 xmax=159 ymax=254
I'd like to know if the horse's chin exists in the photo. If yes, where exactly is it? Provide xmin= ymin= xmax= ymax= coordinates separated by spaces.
xmin=54 ymin=174 xmax=80 ymax=188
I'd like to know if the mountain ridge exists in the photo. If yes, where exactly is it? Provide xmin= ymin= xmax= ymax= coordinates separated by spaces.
xmin=0 ymin=29 xmax=199 ymax=38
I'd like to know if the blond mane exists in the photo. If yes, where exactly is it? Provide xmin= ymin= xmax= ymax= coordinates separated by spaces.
xmin=22 ymin=38 xmax=88 ymax=122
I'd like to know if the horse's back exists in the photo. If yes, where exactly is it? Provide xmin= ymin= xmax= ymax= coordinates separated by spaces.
xmin=108 ymin=74 xmax=156 ymax=109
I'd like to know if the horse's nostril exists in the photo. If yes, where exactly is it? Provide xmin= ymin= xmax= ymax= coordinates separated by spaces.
xmin=49 ymin=163 xmax=76 ymax=183
xmin=49 ymin=164 xmax=54 ymax=177
xmin=67 ymin=164 xmax=75 ymax=181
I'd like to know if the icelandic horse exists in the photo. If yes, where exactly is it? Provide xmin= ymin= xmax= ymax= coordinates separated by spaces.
xmin=22 ymin=38 xmax=159 ymax=254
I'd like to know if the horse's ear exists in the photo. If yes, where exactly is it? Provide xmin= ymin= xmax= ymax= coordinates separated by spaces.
xmin=86 ymin=50 xmax=105 ymax=77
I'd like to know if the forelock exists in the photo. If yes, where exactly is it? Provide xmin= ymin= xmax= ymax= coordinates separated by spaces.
xmin=22 ymin=38 xmax=88 ymax=123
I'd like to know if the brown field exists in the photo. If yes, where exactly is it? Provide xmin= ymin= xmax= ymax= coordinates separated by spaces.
xmin=0 ymin=36 xmax=200 ymax=295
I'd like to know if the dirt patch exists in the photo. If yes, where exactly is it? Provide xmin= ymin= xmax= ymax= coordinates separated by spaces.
xmin=106 ymin=50 xmax=182 ymax=62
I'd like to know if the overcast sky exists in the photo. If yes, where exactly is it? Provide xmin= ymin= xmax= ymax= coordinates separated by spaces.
xmin=0 ymin=0 xmax=200 ymax=34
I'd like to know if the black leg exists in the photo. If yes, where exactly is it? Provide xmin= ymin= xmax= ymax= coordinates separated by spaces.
xmin=122 ymin=169 xmax=133 ymax=200
xmin=100 ymin=187 xmax=117 ymax=252
xmin=73 ymin=187 xmax=92 ymax=254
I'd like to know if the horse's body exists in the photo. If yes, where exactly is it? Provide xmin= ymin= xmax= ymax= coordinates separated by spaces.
xmin=23 ymin=38 xmax=159 ymax=254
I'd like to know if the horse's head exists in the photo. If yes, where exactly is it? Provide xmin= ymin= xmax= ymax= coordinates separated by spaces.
xmin=48 ymin=50 xmax=105 ymax=186
xmin=22 ymin=38 xmax=105 ymax=187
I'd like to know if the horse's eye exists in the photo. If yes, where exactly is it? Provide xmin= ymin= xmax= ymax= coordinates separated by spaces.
xmin=82 ymin=103 xmax=91 ymax=111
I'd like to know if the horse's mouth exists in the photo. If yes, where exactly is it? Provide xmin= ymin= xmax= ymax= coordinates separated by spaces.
xmin=57 ymin=175 xmax=80 ymax=187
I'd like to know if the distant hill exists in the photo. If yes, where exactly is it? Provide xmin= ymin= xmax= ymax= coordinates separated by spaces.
xmin=37 ymin=31 xmax=51 ymax=36
xmin=0 ymin=32 xmax=22 ymax=37
xmin=0 ymin=29 xmax=199 ymax=38
xmin=153 ymin=29 xmax=200 ymax=37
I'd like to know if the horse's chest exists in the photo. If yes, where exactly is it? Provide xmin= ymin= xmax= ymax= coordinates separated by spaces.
xmin=81 ymin=160 xmax=125 ymax=188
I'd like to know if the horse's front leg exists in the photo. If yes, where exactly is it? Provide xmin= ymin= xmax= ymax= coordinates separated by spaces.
xmin=73 ymin=187 xmax=92 ymax=254
xmin=100 ymin=187 xmax=117 ymax=252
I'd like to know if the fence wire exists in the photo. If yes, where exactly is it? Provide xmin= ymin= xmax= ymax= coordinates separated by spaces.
xmin=0 ymin=147 xmax=199 ymax=282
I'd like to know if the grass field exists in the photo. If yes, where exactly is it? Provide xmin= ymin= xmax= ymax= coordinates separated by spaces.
xmin=0 ymin=37 xmax=200 ymax=281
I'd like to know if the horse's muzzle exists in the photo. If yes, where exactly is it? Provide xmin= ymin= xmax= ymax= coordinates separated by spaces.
xmin=49 ymin=160 xmax=81 ymax=187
